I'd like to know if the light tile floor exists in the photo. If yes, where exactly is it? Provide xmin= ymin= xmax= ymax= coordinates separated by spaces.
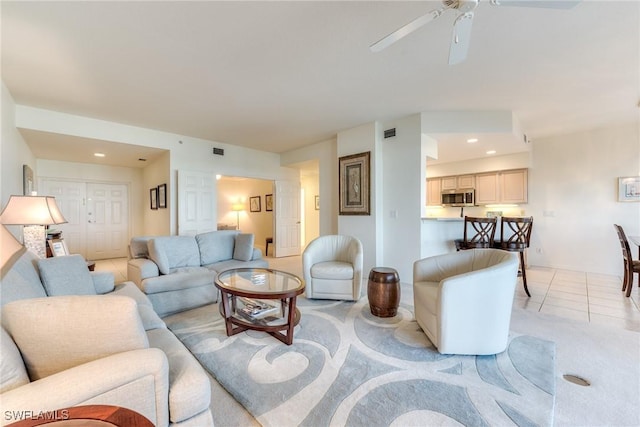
xmin=95 ymin=257 xmax=640 ymax=332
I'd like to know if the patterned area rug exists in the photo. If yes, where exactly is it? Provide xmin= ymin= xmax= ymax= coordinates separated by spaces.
xmin=165 ymin=286 xmax=556 ymax=426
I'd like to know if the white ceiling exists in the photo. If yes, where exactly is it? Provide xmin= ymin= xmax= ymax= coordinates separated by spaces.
xmin=2 ymin=1 xmax=638 ymax=166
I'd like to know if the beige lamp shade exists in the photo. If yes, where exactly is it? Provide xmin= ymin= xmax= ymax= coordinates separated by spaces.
xmin=0 ymin=225 xmax=25 ymax=270
xmin=0 ymin=195 xmax=67 ymax=225
xmin=231 ymin=203 xmax=245 ymax=212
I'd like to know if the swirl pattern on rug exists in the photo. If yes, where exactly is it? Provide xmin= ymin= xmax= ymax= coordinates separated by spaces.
xmin=166 ymin=288 xmax=555 ymax=427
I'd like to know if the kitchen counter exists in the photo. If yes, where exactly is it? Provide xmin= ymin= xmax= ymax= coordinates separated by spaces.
xmin=421 ymin=217 xmax=464 ymax=258
xmin=421 ymin=217 xmax=464 ymax=221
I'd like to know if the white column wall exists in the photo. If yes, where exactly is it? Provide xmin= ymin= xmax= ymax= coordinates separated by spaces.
xmin=380 ymin=114 xmax=423 ymax=282
xmin=337 ymin=122 xmax=380 ymax=276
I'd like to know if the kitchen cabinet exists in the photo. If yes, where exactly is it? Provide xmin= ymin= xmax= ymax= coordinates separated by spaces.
xmin=500 ymin=169 xmax=528 ymax=204
xmin=441 ymin=175 xmax=475 ymax=191
xmin=475 ymin=169 xmax=528 ymax=205
xmin=426 ymin=178 xmax=442 ymax=206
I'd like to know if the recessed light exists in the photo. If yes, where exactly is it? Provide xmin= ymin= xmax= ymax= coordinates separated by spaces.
xmin=94 ymin=153 xmax=105 ymax=158
xmin=467 ymin=138 xmax=478 ymax=143
xmin=486 ymin=150 xmax=496 ymax=155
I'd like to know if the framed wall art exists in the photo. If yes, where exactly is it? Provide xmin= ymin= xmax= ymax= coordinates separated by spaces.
xmin=250 ymin=196 xmax=261 ymax=212
xmin=339 ymin=151 xmax=370 ymax=215
xmin=150 ymin=187 xmax=158 ymax=210
xmin=23 ymin=165 xmax=34 ymax=195
xmin=265 ymin=194 xmax=273 ymax=211
xmin=618 ymin=176 xmax=640 ymax=202
xmin=158 ymin=183 xmax=167 ymax=208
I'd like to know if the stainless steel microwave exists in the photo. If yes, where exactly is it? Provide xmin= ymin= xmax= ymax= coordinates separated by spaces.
xmin=441 ymin=189 xmax=475 ymax=207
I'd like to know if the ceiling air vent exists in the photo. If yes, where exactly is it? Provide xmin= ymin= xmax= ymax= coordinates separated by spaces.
xmin=384 ymin=128 xmax=396 ymax=139
xmin=213 ymin=147 xmax=224 ymax=156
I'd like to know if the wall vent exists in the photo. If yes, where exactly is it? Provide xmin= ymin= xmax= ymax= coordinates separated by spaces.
xmin=384 ymin=128 xmax=396 ymax=139
xmin=213 ymin=147 xmax=224 ymax=156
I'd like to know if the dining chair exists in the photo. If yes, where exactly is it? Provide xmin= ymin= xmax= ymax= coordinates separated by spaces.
xmin=498 ymin=216 xmax=534 ymax=297
xmin=614 ymin=224 xmax=640 ymax=297
xmin=455 ymin=216 xmax=497 ymax=251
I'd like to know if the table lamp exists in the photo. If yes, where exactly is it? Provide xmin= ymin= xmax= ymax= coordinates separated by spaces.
xmin=231 ymin=202 xmax=244 ymax=230
xmin=0 ymin=195 xmax=68 ymax=258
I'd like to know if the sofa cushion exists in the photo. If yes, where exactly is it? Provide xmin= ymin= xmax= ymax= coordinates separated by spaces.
xmin=0 ymin=327 xmax=29 ymax=393
xmin=1 ymin=295 xmax=149 ymax=380
xmin=311 ymin=261 xmax=353 ymax=280
xmin=148 ymin=236 xmax=200 ymax=275
xmin=233 ymin=233 xmax=255 ymax=262
xmin=0 ymin=250 xmax=47 ymax=306
xmin=37 ymin=254 xmax=97 ymax=296
xmin=196 ymin=230 xmax=239 ymax=265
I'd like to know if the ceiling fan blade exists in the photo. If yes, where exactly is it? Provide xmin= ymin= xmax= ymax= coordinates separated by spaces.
xmin=370 ymin=7 xmax=445 ymax=53
xmin=490 ymin=0 xmax=581 ymax=9
xmin=448 ymin=12 xmax=474 ymax=65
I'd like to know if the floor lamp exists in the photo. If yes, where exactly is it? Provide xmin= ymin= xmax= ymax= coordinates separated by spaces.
xmin=231 ymin=203 xmax=244 ymax=231
xmin=0 ymin=195 xmax=68 ymax=258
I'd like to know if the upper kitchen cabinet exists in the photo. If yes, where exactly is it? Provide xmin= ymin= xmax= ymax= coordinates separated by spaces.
xmin=475 ymin=169 xmax=528 ymax=205
xmin=441 ymin=174 xmax=475 ymax=191
xmin=426 ymin=178 xmax=442 ymax=206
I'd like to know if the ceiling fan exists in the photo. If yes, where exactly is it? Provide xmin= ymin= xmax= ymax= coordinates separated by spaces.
xmin=369 ymin=0 xmax=581 ymax=65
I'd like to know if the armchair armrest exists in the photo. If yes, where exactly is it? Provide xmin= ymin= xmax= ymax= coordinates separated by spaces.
xmin=0 ymin=349 xmax=169 ymax=427
xmin=413 ymin=250 xmax=475 ymax=283
xmin=127 ymin=258 xmax=160 ymax=286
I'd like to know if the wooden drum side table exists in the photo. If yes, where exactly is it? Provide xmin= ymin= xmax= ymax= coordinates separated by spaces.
xmin=367 ymin=267 xmax=400 ymax=318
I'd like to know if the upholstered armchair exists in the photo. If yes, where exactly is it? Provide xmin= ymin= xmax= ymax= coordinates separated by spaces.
xmin=302 ymin=235 xmax=363 ymax=301
xmin=413 ymin=249 xmax=519 ymax=355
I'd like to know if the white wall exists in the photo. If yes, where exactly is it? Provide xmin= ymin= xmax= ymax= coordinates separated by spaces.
xmin=380 ymin=114 xmax=424 ymax=282
xmin=1 ymin=84 xmax=36 ymax=206
xmin=14 ymin=106 xmax=299 ymax=235
xmin=143 ymin=151 xmax=171 ymax=236
xmin=301 ymin=172 xmax=320 ymax=247
xmin=281 ymin=138 xmax=338 ymax=235
xmin=337 ymin=122 xmax=380 ymax=276
xmin=527 ymin=123 xmax=640 ymax=275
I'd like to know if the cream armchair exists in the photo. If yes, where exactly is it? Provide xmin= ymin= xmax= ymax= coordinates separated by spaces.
xmin=302 ymin=235 xmax=363 ymax=301
xmin=413 ymin=249 xmax=519 ymax=355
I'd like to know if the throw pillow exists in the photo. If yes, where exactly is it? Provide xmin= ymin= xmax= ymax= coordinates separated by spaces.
xmin=196 ymin=230 xmax=238 ymax=265
xmin=1 ymin=295 xmax=149 ymax=380
xmin=233 ymin=233 xmax=255 ymax=262
xmin=148 ymin=236 xmax=200 ymax=275
xmin=37 ymin=254 xmax=97 ymax=296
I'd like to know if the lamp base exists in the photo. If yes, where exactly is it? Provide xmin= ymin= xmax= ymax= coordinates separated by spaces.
xmin=23 ymin=225 xmax=46 ymax=258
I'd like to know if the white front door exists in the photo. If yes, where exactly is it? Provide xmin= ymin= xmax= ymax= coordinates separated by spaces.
xmin=40 ymin=180 xmax=87 ymax=255
xmin=177 ymin=170 xmax=216 ymax=236
xmin=86 ymin=183 xmax=128 ymax=259
xmin=274 ymin=180 xmax=301 ymax=257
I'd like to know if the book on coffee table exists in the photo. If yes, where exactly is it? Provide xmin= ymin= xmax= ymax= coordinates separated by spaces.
xmin=237 ymin=297 xmax=279 ymax=320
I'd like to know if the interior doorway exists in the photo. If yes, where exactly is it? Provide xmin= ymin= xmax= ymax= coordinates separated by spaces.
xmin=217 ymin=176 xmax=275 ymax=257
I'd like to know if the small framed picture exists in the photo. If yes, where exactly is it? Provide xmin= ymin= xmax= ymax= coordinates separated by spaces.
xmin=315 ymin=195 xmax=320 ymax=210
xmin=265 ymin=194 xmax=273 ymax=212
xmin=618 ymin=176 xmax=640 ymax=202
xmin=150 ymin=187 xmax=158 ymax=210
xmin=339 ymin=151 xmax=370 ymax=215
xmin=250 ymin=196 xmax=261 ymax=212
xmin=48 ymin=239 xmax=69 ymax=257
xmin=158 ymin=183 xmax=167 ymax=208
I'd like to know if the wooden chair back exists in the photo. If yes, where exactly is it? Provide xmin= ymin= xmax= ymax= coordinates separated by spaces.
xmin=461 ymin=216 xmax=497 ymax=249
xmin=500 ymin=216 xmax=533 ymax=251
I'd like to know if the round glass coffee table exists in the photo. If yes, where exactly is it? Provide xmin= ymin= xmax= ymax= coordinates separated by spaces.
xmin=215 ymin=268 xmax=305 ymax=345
